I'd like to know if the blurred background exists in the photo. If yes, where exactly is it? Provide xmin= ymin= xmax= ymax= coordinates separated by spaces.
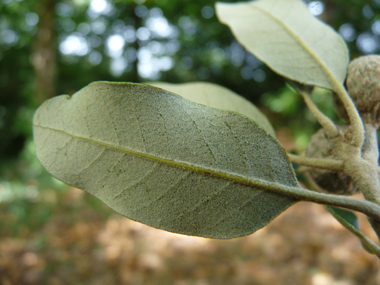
xmin=1 ymin=0 xmax=380 ymax=284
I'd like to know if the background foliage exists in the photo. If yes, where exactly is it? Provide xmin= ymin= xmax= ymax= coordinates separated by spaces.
xmin=1 ymin=0 xmax=380 ymax=283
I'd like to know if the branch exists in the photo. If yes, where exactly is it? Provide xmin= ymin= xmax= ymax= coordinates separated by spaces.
xmin=292 ymin=86 xmax=339 ymax=138
xmin=306 ymin=173 xmax=380 ymax=257
xmin=288 ymin=153 xmax=343 ymax=171
xmin=252 ymin=179 xmax=380 ymax=221
xmin=326 ymin=206 xmax=380 ymax=258
xmin=296 ymin=166 xmax=313 ymax=174
xmin=333 ymin=83 xmax=364 ymax=148
xmin=304 ymin=172 xmax=327 ymax=193
xmin=362 ymin=124 xmax=379 ymax=166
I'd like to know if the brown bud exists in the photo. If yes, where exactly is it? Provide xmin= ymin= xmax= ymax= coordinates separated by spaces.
xmin=334 ymin=55 xmax=380 ymax=129
xmin=305 ymin=127 xmax=358 ymax=195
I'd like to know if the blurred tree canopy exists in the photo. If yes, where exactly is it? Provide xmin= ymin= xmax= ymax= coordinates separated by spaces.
xmin=1 ymin=0 xmax=380 ymax=164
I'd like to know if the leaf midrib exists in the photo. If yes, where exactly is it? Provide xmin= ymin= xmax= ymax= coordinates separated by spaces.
xmin=35 ymin=124 xmax=293 ymax=191
xmin=249 ymin=3 xmax=340 ymax=88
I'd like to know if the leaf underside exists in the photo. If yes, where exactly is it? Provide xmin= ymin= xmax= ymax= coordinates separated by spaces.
xmin=33 ymin=81 xmax=298 ymax=239
xmin=147 ymin=81 xmax=276 ymax=136
xmin=216 ymin=0 xmax=349 ymax=91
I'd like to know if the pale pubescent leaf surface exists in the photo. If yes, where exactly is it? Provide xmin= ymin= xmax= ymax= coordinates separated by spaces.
xmin=216 ymin=0 xmax=349 ymax=91
xmin=33 ymin=81 xmax=298 ymax=239
xmin=147 ymin=81 xmax=276 ymax=137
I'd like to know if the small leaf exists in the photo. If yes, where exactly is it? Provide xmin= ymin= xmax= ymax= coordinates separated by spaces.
xmin=216 ymin=0 xmax=349 ymax=91
xmin=147 ymin=81 xmax=276 ymax=136
xmin=326 ymin=206 xmax=359 ymax=230
xmin=326 ymin=206 xmax=380 ymax=256
xmin=33 ymin=82 xmax=299 ymax=239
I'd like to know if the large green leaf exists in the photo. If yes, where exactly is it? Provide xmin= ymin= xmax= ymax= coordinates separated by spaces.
xmin=33 ymin=81 xmax=298 ymax=239
xmin=216 ymin=0 xmax=349 ymax=91
xmin=147 ymin=81 xmax=276 ymax=136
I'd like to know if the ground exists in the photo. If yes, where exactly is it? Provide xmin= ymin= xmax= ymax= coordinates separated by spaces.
xmin=1 ymin=185 xmax=379 ymax=285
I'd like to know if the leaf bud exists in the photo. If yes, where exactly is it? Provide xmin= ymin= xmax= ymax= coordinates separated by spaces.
xmin=305 ymin=127 xmax=358 ymax=195
xmin=333 ymin=55 xmax=380 ymax=129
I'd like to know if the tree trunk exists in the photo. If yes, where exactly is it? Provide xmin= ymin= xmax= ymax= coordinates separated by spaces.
xmin=32 ymin=0 xmax=57 ymax=105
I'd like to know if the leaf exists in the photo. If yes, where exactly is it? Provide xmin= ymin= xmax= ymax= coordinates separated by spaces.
xmin=287 ymin=80 xmax=314 ymax=95
xmin=326 ymin=206 xmax=359 ymax=230
xmin=326 ymin=206 xmax=380 ymax=257
xmin=33 ymin=81 xmax=299 ymax=239
xmin=147 ymin=81 xmax=276 ymax=137
xmin=216 ymin=0 xmax=349 ymax=91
